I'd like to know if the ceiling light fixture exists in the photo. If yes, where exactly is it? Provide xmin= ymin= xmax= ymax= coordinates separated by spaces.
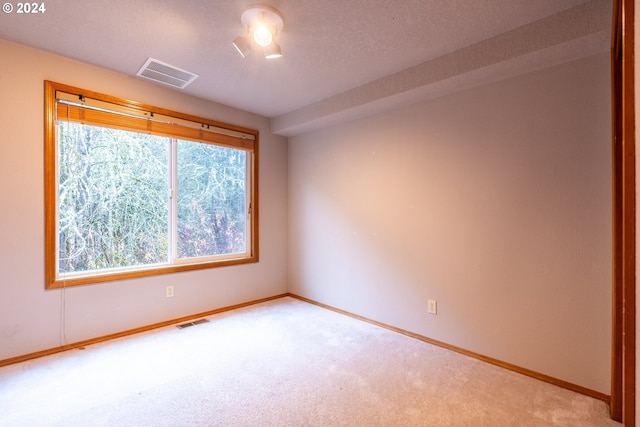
xmin=264 ymin=40 xmax=282 ymax=59
xmin=232 ymin=34 xmax=252 ymax=58
xmin=232 ymin=4 xmax=284 ymax=59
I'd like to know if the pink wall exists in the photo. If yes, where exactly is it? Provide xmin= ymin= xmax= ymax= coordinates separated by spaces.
xmin=0 ymin=37 xmax=613 ymax=397
xmin=289 ymin=53 xmax=612 ymax=393
xmin=0 ymin=40 xmax=289 ymax=360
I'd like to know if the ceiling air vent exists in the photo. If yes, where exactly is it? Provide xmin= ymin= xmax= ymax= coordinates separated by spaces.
xmin=136 ymin=58 xmax=199 ymax=89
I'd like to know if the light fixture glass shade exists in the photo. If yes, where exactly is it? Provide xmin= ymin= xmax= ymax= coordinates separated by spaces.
xmin=232 ymin=35 xmax=252 ymax=58
xmin=235 ymin=5 xmax=284 ymax=59
xmin=264 ymin=41 xmax=282 ymax=59
xmin=253 ymin=25 xmax=273 ymax=47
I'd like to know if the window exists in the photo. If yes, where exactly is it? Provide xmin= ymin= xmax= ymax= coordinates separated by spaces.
xmin=45 ymin=81 xmax=258 ymax=288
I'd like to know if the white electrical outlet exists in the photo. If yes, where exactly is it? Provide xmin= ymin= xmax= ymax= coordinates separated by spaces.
xmin=166 ymin=285 xmax=174 ymax=298
xmin=427 ymin=299 xmax=437 ymax=315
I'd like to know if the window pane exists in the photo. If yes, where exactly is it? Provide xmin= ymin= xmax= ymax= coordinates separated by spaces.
xmin=58 ymin=121 xmax=170 ymax=273
xmin=177 ymin=140 xmax=247 ymax=258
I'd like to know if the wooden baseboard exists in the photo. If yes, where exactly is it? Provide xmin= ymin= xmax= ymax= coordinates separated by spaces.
xmin=0 ymin=291 xmax=611 ymax=406
xmin=287 ymin=293 xmax=611 ymax=404
xmin=0 ymin=293 xmax=288 ymax=368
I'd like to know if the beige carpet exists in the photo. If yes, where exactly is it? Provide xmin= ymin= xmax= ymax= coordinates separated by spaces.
xmin=0 ymin=297 xmax=620 ymax=426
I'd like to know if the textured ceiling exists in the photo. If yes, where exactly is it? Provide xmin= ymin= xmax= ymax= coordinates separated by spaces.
xmin=0 ymin=0 xmax=611 ymax=136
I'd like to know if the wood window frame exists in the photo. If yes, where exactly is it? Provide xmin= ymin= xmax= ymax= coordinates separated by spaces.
xmin=44 ymin=80 xmax=259 ymax=289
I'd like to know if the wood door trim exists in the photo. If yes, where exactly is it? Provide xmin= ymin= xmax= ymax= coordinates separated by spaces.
xmin=610 ymin=0 xmax=635 ymax=424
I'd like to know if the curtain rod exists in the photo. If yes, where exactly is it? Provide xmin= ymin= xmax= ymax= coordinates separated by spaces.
xmin=56 ymin=91 xmax=255 ymax=142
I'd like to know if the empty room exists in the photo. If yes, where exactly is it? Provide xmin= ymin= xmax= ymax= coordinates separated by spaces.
xmin=0 ymin=0 xmax=635 ymax=426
